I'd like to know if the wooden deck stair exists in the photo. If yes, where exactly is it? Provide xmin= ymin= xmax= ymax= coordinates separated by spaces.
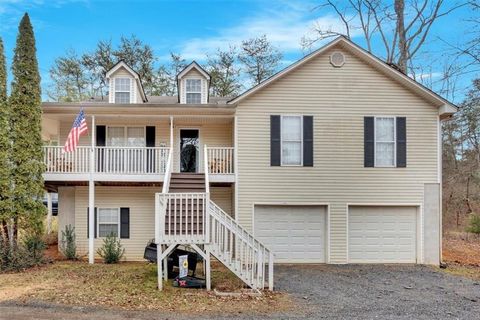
xmin=169 ymin=173 xmax=206 ymax=193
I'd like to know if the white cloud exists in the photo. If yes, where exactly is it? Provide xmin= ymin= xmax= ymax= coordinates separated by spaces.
xmin=177 ymin=2 xmax=352 ymax=61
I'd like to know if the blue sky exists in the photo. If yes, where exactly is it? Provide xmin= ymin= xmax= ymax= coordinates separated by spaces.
xmin=0 ymin=0 xmax=475 ymax=103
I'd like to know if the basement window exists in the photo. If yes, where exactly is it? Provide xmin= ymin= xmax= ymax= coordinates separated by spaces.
xmin=97 ymin=208 xmax=120 ymax=237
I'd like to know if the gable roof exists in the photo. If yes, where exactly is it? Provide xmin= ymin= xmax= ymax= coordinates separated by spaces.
xmin=177 ymin=61 xmax=211 ymax=81
xmin=228 ymin=36 xmax=457 ymax=117
xmin=105 ymin=60 xmax=148 ymax=102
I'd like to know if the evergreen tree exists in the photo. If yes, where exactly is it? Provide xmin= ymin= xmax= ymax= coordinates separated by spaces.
xmin=9 ymin=13 xmax=45 ymax=237
xmin=0 ymin=37 xmax=11 ymax=240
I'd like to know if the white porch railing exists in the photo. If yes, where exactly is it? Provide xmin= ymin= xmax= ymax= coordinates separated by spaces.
xmin=156 ymin=192 xmax=209 ymax=244
xmin=155 ymin=191 xmax=274 ymax=290
xmin=43 ymin=146 xmax=169 ymax=175
xmin=206 ymin=146 xmax=235 ymax=174
xmin=44 ymin=146 xmax=91 ymax=173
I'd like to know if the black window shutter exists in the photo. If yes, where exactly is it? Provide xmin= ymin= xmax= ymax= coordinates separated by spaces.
xmin=270 ymin=115 xmax=281 ymax=166
xmin=396 ymin=117 xmax=407 ymax=167
xmin=303 ymin=116 xmax=313 ymax=167
xmin=364 ymin=117 xmax=375 ymax=167
xmin=87 ymin=207 xmax=97 ymax=239
xmin=146 ymin=126 xmax=155 ymax=147
xmin=146 ymin=126 xmax=156 ymax=173
xmin=120 ymin=208 xmax=130 ymax=239
xmin=96 ymin=126 xmax=106 ymax=146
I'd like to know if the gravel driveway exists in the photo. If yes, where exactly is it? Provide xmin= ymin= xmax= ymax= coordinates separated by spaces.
xmin=1 ymin=264 xmax=479 ymax=319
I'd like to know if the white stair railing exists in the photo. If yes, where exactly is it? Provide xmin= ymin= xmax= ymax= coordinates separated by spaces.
xmin=208 ymin=201 xmax=274 ymax=290
xmin=162 ymin=147 xmax=173 ymax=193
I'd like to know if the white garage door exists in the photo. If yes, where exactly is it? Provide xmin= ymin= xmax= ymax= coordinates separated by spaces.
xmin=254 ymin=205 xmax=327 ymax=263
xmin=348 ymin=206 xmax=417 ymax=263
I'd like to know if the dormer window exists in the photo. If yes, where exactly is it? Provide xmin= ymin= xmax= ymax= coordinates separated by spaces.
xmin=114 ymin=78 xmax=131 ymax=103
xmin=186 ymin=79 xmax=202 ymax=104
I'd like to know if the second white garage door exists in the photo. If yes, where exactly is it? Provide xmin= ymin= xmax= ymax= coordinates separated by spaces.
xmin=254 ymin=205 xmax=327 ymax=263
xmin=348 ymin=206 xmax=417 ymax=263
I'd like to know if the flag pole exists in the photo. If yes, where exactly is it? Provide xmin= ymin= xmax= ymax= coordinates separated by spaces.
xmin=88 ymin=115 xmax=95 ymax=264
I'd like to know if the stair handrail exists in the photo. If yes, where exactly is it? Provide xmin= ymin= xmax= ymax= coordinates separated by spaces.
xmin=162 ymin=147 xmax=173 ymax=194
xmin=208 ymin=200 xmax=274 ymax=290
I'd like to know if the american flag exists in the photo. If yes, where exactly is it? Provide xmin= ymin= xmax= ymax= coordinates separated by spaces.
xmin=63 ymin=109 xmax=88 ymax=153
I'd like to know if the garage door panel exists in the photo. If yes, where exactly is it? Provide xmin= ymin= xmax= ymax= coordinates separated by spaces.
xmin=348 ymin=206 xmax=417 ymax=263
xmin=254 ymin=205 xmax=327 ymax=263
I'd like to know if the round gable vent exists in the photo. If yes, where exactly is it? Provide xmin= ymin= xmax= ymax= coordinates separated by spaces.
xmin=330 ymin=51 xmax=345 ymax=67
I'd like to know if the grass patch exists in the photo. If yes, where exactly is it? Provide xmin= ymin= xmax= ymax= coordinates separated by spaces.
xmin=441 ymin=263 xmax=480 ymax=281
xmin=0 ymin=261 xmax=291 ymax=314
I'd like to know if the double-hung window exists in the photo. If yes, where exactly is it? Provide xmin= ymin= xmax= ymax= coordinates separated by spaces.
xmin=186 ymin=79 xmax=202 ymax=104
xmin=115 ymin=78 xmax=131 ymax=103
xmin=281 ymin=115 xmax=303 ymax=165
xmin=98 ymin=208 xmax=120 ymax=237
xmin=375 ymin=117 xmax=396 ymax=167
xmin=107 ymin=127 xmax=145 ymax=147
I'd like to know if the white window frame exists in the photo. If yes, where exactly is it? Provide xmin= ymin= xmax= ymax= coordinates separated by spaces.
xmin=106 ymin=126 xmax=146 ymax=147
xmin=374 ymin=116 xmax=396 ymax=168
xmin=114 ymin=78 xmax=131 ymax=104
xmin=97 ymin=207 xmax=120 ymax=238
xmin=185 ymin=78 xmax=202 ymax=104
xmin=280 ymin=115 xmax=303 ymax=166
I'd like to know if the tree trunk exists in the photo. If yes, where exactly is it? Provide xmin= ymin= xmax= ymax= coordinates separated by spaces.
xmin=394 ymin=0 xmax=407 ymax=73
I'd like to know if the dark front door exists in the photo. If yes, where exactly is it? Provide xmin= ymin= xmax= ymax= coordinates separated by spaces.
xmin=180 ymin=129 xmax=199 ymax=173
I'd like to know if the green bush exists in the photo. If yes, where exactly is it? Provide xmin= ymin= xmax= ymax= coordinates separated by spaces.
xmin=0 ymin=236 xmax=44 ymax=272
xmin=60 ymin=224 xmax=77 ymax=260
xmin=23 ymin=234 xmax=46 ymax=264
xmin=466 ymin=214 xmax=480 ymax=234
xmin=97 ymin=233 xmax=124 ymax=264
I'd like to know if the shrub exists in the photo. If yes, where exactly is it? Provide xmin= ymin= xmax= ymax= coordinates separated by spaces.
xmin=60 ymin=224 xmax=77 ymax=260
xmin=97 ymin=233 xmax=124 ymax=264
xmin=0 ymin=237 xmax=40 ymax=272
xmin=466 ymin=214 xmax=480 ymax=234
xmin=23 ymin=234 xmax=46 ymax=265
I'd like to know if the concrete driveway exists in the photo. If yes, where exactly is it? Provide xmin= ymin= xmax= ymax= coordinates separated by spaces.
xmin=1 ymin=264 xmax=479 ymax=319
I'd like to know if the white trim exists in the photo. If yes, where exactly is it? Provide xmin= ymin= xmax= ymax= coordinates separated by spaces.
xmin=113 ymin=78 xmax=132 ymax=104
xmin=184 ymin=78 xmax=203 ymax=104
xmin=252 ymin=202 xmax=330 ymax=263
xmin=374 ymin=116 xmax=396 ymax=168
xmin=105 ymin=125 xmax=146 ymax=147
xmin=96 ymin=207 xmax=121 ymax=238
xmin=177 ymin=62 xmax=211 ymax=80
xmin=280 ymin=115 xmax=303 ymax=166
xmin=346 ymin=203 xmax=423 ymax=264
xmin=438 ymin=116 xmax=443 ymax=262
xmin=105 ymin=61 xmax=147 ymax=102
xmin=234 ymin=115 xmax=239 ymax=222
xmin=229 ymin=37 xmax=457 ymax=114
xmin=176 ymin=127 xmax=201 ymax=173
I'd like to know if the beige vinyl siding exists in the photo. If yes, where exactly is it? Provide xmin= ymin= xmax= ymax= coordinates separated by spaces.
xmin=59 ymin=119 xmax=171 ymax=148
xmin=173 ymin=122 xmax=232 ymax=172
xmin=235 ymin=44 xmax=439 ymax=263
xmin=74 ymin=186 xmax=232 ymax=260
xmin=180 ymin=69 xmax=208 ymax=104
xmin=75 ymin=186 xmax=160 ymax=261
xmin=210 ymin=186 xmax=234 ymax=217
xmin=109 ymin=67 xmax=141 ymax=103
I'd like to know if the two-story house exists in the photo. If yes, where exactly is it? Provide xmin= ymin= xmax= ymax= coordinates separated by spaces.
xmin=41 ymin=37 xmax=457 ymax=290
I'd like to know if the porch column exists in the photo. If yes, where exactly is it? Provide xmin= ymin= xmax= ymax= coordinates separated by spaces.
xmin=88 ymin=116 xmax=95 ymax=264
xmin=169 ymin=116 xmax=174 ymax=148
xmin=46 ymin=192 xmax=53 ymax=234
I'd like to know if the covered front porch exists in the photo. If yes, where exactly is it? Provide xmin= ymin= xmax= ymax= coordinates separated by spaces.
xmin=42 ymin=105 xmax=237 ymax=184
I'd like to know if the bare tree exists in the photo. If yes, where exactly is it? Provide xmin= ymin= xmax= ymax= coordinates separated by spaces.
xmin=207 ymin=46 xmax=242 ymax=97
xmin=238 ymin=35 xmax=283 ymax=85
xmin=303 ymin=0 xmax=466 ymax=73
